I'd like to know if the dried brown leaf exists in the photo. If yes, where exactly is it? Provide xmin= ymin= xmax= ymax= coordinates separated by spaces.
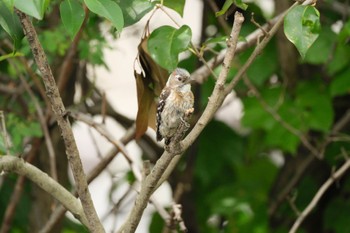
xmin=134 ymin=34 xmax=168 ymax=139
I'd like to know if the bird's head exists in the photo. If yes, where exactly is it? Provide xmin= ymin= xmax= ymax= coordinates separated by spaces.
xmin=166 ymin=68 xmax=192 ymax=90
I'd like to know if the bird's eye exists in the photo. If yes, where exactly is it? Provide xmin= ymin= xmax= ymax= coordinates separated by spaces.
xmin=176 ymin=75 xmax=183 ymax=82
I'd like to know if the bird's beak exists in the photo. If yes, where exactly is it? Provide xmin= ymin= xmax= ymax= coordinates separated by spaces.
xmin=185 ymin=76 xmax=195 ymax=84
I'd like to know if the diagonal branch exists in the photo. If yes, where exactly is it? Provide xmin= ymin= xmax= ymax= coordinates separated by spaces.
xmin=157 ymin=0 xmax=317 ymax=201
xmin=117 ymin=11 xmax=245 ymax=233
xmin=0 ymin=155 xmax=88 ymax=226
xmin=289 ymin=158 xmax=350 ymax=233
xmin=243 ymin=75 xmax=319 ymax=157
xmin=15 ymin=10 xmax=104 ymax=233
xmin=40 ymin=125 xmax=136 ymax=233
xmin=191 ymin=0 xmax=315 ymax=85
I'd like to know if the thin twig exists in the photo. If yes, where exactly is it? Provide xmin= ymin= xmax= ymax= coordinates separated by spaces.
xmin=101 ymin=184 xmax=135 ymax=223
xmin=289 ymin=158 xmax=350 ymax=233
xmin=205 ymin=0 xmax=231 ymax=35
xmin=191 ymin=15 xmax=279 ymax=84
xmin=157 ymin=5 xmax=218 ymax=79
xmin=2 ymin=39 xmax=49 ymax=107
xmin=15 ymin=10 xmax=104 ymax=232
xmin=70 ymin=111 xmax=172 ymax=223
xmin=0 ymin=46 xmax=58 ymax=179
xmin=251 ymin=12 xmax=269 ymax=36
xmin=0 ymin=176 xmax=26 ymax=233
xmin=243 ymin=76 xmax=319 ymax=157
xmin=224 ymin=2 xmax=299 ymax=95
xmin=286 ymin=194 xmax=300 ymax=216
xmin=70 ymin=111 xmax=134 ymax=164
xmin=0 ymin=111 xmax=11 ymax=155
xmin=191 ymin=0 xmax=314 ymax=85
xmin=18 ymin=73 xmax=58 ymax=180
xmin=0 ymin=138 xmax=41 ymax=233
xmin=269 ymin=109 xmax=350 ymax=216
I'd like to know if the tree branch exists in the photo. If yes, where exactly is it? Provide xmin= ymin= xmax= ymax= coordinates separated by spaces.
xmin=0 ymin=155 xmax=88 ymax=226
xmin=191 ymin=0 xmax=315 ymax=85
xmin=157 ymin=0 xmax=317 ymax=206
xmin=289 ymin=158 xmax=350 ymax=233
xmin=117 ymin=12 xmax=245 ymax=233
xmin=40 ymin=125 xmax=136 ymax=233
xmin=15 ymin=10 xmax=104 ymax=233
xmin=191 ymin=14 xmax=279 ymax=84
xmin=243 ymin=75 xmax=319 ymax=157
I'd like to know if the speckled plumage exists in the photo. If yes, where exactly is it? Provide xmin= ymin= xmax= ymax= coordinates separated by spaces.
xmin=156 ymin=68 xmax=194 ymax=145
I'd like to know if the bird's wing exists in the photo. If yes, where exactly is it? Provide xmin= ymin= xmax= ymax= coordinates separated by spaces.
xmin=156 ymin=87 xmax=171 ymax=141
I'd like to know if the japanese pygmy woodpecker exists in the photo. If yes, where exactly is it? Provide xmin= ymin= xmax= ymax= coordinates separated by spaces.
xmin=156 ymin=68 xmax=194 ymax=145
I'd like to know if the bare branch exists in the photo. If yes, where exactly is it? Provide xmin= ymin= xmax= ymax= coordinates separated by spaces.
xmin=40 ymin=125 xmax=136 ymax=233
xmin=15 ymin=10 xmax=104 ymax=233
xmin=191 ymin=0 xmax=314 ymax=85
xmin=269 ymin=109 xmax=350 ymax=216
xmin=191 ymin=15 xmax=279 ymax=84
xmin=0 ymin=47 xmax=58 ymax=179
xmin=205 ymin=0 xmax=231 ymax=35
xmin=117 ymin=12 xmax=245 ymax=233
xmin=289 ymin=158 xmax=350 ymax=233
xmin=69 ymin=111 xmax=134 ymax=164
xmin=0 ymin=111 xmax=11 ymax=155
xmin=0 ymin=138 xmax=42 ymax=233
xmin=0 ymin=155 xmax=88 ymax=226
xmin=157 ymin=0 xmax=318 ymax=204
xmin=224 ymin=2 xmax=299 ymax=94
xmin=0 ymin=175 xmax=25 ymax=233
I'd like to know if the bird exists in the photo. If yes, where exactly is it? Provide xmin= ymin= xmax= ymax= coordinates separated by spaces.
xmin=156 ymin=68 xmax=194 ymax=145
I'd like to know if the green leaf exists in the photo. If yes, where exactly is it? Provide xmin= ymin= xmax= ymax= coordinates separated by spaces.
xmin=330 ymin=67 xmax=350 ymax=97
xmin=304 ymin=27 xmax=336 ymax=64
xmin=216 ymin=0 xmax=248 ymax=16
xmin=245 ymin=42 xmax=278 ymax=86
xmin=6 ymin=113 xmax=43 ymax=153
xmin=163 ymin=0 xmax=185 ymax=17
xmin=242 ymin=87 xmax=303 ymax=153
xmin=148 ymin=25 xmax=192 ymax=71
xmin=284 ymin=5 xmax=321 ymax=59
xmin=84 ymin=0 xmax=124 ymax=32
xmin=242 ymin=87 xmax=282 ymax=130
xmin=149 ymin=212 xmax=165 ymax=233
xmin=0 ymin=1 xmax=24 ymax=50
xmin=265 ymin=105 xmax=301 ymax=153
xmin=197 ymin=120 xmax=244 ymax=186
xmin=60 ymin=0 xmax=85 ymax=39
xmin=327 ymin=44 xmax=350 ymax=75
xmin=117 ymin=0 xmax=155 ymax=27
xmin=296 ymin=81 xmax=333 ymax=132
xmin=14 ymin=0 xmax=50 ymax=20
xmin=3 ymin=0 xmax=14 ymax=11
xmin=242 ymin=97 xmax=274 ymax=130
xmin=338 ymin=19 xmax=350 ymax=45
xmin=325 ymin=196 xmax=350 ymax=233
